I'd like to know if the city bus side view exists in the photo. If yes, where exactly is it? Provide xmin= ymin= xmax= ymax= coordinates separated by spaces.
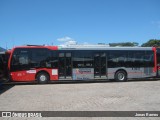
xmin=6 ymin=45 xmax=160 ymax=83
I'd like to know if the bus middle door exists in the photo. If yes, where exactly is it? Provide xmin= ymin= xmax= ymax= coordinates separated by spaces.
xmin=58 ymin=52 xmax=72 ymax=79
xmin=94 ymin=52 xmax=107 ymax=79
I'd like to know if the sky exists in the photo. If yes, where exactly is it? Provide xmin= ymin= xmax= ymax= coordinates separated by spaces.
xmin=0 ymin=0 xmax=160 ymax=49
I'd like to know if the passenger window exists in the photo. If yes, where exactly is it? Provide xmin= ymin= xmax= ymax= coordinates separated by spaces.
xmin=19 ymin=51 xmax=29 ymax=65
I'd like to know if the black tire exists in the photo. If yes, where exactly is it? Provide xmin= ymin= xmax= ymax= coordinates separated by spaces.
xmin=37 ymin=72 xmax=49 ymax=84
xmin=115 ymin=70 xmax=127 ymax=82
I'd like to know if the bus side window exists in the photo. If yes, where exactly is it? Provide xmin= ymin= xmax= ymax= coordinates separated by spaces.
xmin=30 ymin=48 xmax=51 ymax=68
xmin=145 ymin=51 xmax=154 ymax=67
xmin=50 ymin=51 xmax=58 ymax=68
xmin=18 ymin=52 xmax=29 ymax=65
xmin=12 ymin=51 xmax=29 ymax=65
xmin=11 ymin=49 xmax=30 ymax=71
xmin=108 ymin=51 xmax=128 ymax=68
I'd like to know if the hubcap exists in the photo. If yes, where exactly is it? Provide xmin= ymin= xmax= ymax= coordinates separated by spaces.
xmin=40 ymin=75 xmax=46 ymax=81
xmin=118 ymin=73 xmax=125 ymax=81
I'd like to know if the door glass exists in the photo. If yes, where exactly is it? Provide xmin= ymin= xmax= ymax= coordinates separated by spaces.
xmin=94 ymin=53 xmax=100 ymax=76
xmin=101 ymin=53 xmax=106 ymax=76
xmin=94 ymin=52 xmax=106 ymax=78
xmin=58 ymin=53 xmax=72 ymax=78
xmin=59 ymin=54 xmax=65 ymax=77
xmin=66 ymin=53 xmax=71 ymax=57
xmin=66 ymin=53 xmax=72 ymax=76
xmin=59 ymin=53 xmax=64 ymax=57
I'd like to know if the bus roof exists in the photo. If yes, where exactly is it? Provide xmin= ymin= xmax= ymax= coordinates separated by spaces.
xmin=12 ymin=45 xmax=58 ymax=50
xmin=10 ymin=45 xmax=154 ymax=51
xmin=58 ymin=46 xmax=154 ymax=51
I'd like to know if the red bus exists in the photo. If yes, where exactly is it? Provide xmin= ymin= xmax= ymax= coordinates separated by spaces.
xmin=7 ymin=45 xmax=159 ymax=83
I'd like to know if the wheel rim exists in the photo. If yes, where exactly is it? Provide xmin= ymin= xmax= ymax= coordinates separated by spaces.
xmin=118 ymin=73 xmax=125 ymax=81
xmin=40 ymin=75 xmax=47 ymax=81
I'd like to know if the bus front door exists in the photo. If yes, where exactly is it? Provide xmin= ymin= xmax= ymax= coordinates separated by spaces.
xmin=58 ymin=52 xmax=72 ymax=79
xmin=94 ymin=53 xmax=107 ymax=79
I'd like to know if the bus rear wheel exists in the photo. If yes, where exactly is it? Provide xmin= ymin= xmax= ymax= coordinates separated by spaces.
xmin=115 ymin=70 xmax=127 ymax=82
xmin=37 ymin=72 xmax=49 ymax=84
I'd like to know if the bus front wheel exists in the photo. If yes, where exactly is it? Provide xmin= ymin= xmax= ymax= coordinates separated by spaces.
xmin=115 ymin=70 xmax=127 ymax=82
xmin=37 ymin=72 xmax=49 ymax=84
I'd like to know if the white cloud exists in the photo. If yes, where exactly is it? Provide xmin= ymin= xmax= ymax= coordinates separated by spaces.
xmin=57 ymin=36 xmax=77 ymax=46
xmin=57 ymin=36 xmax=74 ymax=42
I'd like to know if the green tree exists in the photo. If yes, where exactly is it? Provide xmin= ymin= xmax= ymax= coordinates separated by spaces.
xmin=109 ymin=42 xmax=139 ymax=47
xmin=141 ymin=39 xmax=160 ymax=47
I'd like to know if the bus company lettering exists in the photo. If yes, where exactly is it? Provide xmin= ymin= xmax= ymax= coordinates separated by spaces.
xmin=73 ymin=68 xmax=94 ymax=80
xmin=74 ymin=68 xmax=93 ymax=74
xmin=78 ymin=69 xmax=92 ymax=74
xmin=26 ymin=70 xmax=36 ymax=74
